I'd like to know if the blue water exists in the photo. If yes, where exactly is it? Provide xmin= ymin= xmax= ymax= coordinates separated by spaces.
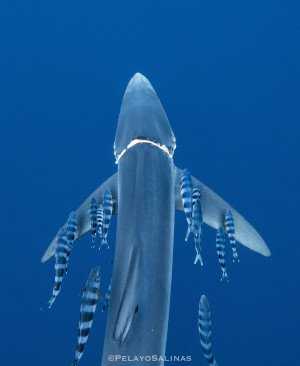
xmin=1 ymin=1 xmax=299 ymax=365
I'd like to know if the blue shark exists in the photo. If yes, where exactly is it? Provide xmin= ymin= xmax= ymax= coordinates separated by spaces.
xmin=41 ymin=73 xmax=270 ymax=365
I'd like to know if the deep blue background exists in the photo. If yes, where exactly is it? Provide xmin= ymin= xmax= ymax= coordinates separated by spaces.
xmin=0 ymin=1 xmax=299 ymax=365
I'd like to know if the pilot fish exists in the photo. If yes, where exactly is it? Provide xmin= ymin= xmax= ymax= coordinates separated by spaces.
xmin=192 ymin=183 xmax=201 ymax=206
xmin=65 ymin=211 xmax=77 ymax=272
xmin=181 ymin=169 xmax=194 ymax=241
xmin=72 ymin=266 xmax=101 ymax=366
xmin=198 ymin=295 xmax=218 ymax=366
xmin=89 ymin=198 xmax=98 ymax=248
xmin=48 ymin=227 xmax=69 ymax=308
xmin=193 ymin=199 xmax=203 ymax=265
xmin=96 ymin=204 xmax=103 ymax=237
xmin=216 ymin=226 xmax=228 ymax=282
xmin=225 ymin=209 xmax=239 ymax=262
xmin=102 ymin=281 xmax=112 ymax=312
xmin=100 ymin=189 xmax=113 ymax=249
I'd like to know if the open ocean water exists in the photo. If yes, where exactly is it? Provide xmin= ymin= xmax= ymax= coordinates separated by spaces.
xmin=0 ymin=1 xmax=299 ymax=365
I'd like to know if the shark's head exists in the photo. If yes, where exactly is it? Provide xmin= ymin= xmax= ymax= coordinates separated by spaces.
xmin=114 ymin=73 xmax=176 ymax=161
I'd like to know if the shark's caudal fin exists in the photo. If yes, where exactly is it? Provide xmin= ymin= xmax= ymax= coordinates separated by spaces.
xmin=41 ymin=173 xmax=118 ymax=263
xmin=174 ymin=167 xmax=271 ymax=257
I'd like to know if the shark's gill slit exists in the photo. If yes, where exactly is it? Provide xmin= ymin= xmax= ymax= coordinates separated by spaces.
xmin=134 ymin=304 xmax=139 ymax=314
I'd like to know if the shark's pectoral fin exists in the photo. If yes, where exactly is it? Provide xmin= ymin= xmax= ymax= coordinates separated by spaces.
xmin=113 ymin=247 xmax=139 ymax=346
xmin=41 ymin=173 xmax=118 ymax=263
xmin=174 ymin=167 xmax=271 ymax=257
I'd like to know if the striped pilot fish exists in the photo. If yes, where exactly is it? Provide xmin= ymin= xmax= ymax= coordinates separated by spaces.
xmin=100 ymin=189 xmax=113 ymax=249
xmin=198 ymin=295 xmax=218 ymax=366
xmin=65 ymin=211 xmax=77 ymax=272
xmin=225 ymin=209 xmax=240 ymax=262
xmin=193 ymin=198 xmax=203 ymax=265
xmin=192 ymin=183 xmax=201 ymax=206
xmin=96 ymin=204 xmax=103 ymax=237
xmin=216 ymin=226 xmax=228 ymax=282
xmin=72 ymin=266 xmax=101 ymax=366
xmin=102 ymin=281 xmax=112 ymax=312
xmin=48 ymin=227 xmax=69 ymax=308
xmin=180 ymin=169 xmax=194 ymax=241
xmin=89 ymin=198 xmax=98 ymax=248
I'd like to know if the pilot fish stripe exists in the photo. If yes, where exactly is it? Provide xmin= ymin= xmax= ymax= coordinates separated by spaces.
xmin=102 ymin=281 xmax=112 ymax=312
xmin=225 ymin=209 xmax=239 ymax=262
xmin=48 ymin=227 xmax=68 ymax=308
xmin=89 ymin=198 xmax=98 ymax=248
xmin=193 ymin=199 xmax=203 ymax=266
xmin=216 ymin=226 xmax=228 ymax=282
xmin=100 ymin=189 xmax=113 ymax=249
xmin=66 ymin=211 xmax=77 ymax=270
xmin=96 ymin=204 xmax=103 ymax=237
xmin=72 ymin=267 xmax=101 ymax=366
xmin=181 ymin=169 xmax=193 ymax=241
xmin=198 ymin=295 xmax=218 ymax=366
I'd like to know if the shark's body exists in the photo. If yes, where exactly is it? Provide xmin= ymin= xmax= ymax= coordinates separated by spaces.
xmin=41 ymin=73 xmax=270 ymax=365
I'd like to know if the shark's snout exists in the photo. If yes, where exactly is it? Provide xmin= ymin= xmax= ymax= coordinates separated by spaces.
xmin=113 ymin=73 xmax=176 ymax=160
xmin=124 ymin=73 xmax=155 ymax=95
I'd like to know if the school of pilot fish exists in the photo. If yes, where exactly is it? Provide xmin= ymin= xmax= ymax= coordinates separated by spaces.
xmin=44 ymin=167 xmax=242 ymax=366
xmin=46 ymin=189 xmax=113 ymax=365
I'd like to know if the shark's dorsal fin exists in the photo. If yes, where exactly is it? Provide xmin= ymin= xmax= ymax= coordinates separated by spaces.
xmin=174 ymin=167 xmax=271 ymax=257
xmin=41 ymin=173 xmax=118 ymax=263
